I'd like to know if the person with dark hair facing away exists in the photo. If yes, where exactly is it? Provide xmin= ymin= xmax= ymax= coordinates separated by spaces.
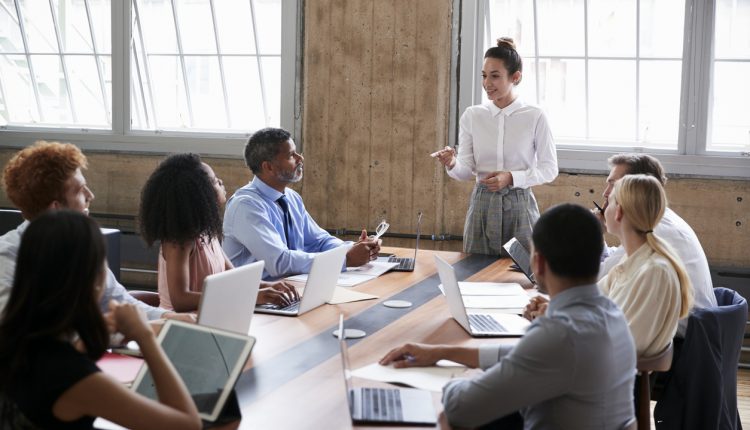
xmin=0 ymin=141 xmax=191 ymax=323
xmin=222 ymin=127 xmax=380 ymax=280
xmin=433 ymin=37 xmax=558 ymax=255
xmin=379 ymin=204 xmax=636 ymax=430
xmin=139 ymin=153 xmax=298 ymax=312
xmin=0 ymin=211 xmax=200 ymax=429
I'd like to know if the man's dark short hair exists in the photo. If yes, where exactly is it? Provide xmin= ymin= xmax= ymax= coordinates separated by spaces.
xmin=244 ymin=128 xmax=292 ymax=175
xmin=532 ymin=204 xmax=603 ymax=279
xmin=608 ymin=153 xmax=667 ymax=186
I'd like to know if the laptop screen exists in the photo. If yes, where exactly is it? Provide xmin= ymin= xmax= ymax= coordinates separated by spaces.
xmin=132 ymin=321 xmax=255 ymax=421
xmin=412 ymin=211 xmax=423 ymax=260
xmin=502 ymin=237 xmax=534 ymax=283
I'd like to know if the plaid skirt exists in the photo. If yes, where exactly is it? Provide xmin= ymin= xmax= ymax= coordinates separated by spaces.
xmin=463 ymin=184 xmax=539 ymax=256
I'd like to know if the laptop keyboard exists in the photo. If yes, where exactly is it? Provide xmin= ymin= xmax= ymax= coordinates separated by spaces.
xmin=257 ymin=300 xmax=300 ymax=312
xmin=360 ymin=387 xmax=403 ymax=421
xmin=468 ymin=314 xmax=505 ymax=333
xmin=388 ymin=256 xmax=415 ymax=271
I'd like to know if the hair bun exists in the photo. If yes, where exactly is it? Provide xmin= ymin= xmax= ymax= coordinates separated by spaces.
xmin=496 ymin=37 xmax=516 ymax=50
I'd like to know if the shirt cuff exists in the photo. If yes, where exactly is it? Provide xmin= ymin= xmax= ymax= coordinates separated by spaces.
xmin=509 ymin=170 xmax=526 ymax=188
xmin=478 ymin=343 xmax=513 ymax=370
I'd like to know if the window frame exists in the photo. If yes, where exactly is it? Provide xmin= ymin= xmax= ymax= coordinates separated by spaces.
xmin=0 ymin=0 xmax=301 ymax=156
xmin=454 ymin=0 xmax=750 ymax=179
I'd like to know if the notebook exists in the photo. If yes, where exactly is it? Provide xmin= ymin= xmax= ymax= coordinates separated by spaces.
xmin=338 ymin=316 xmax=436 ymax=425
xmin=197 ymin=260 xmax=264 ymax=334
xmin=385 ymin=212 xmax=423 ymax=272
xmin=255 ymin=245 xmax=349 ymax=316
xmin=503 ymin=237 xmax=536 ymax=284
xmin=131 ymin=320 xmax=255 ymax=422
xmin=434 ymin=255 xmax=531 ymax=337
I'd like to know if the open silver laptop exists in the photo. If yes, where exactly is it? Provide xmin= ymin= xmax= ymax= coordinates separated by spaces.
xmin=338 ymin=316 xmax=436 ymax=425
xmin=255 ymin=245 xmax=349 ymax=316
xmin=132 ymin=320 xmax=255 ymax=422
xmin=197 ymin=261 xmax=264 ymax=334
xmin=503 ymin=237 xmax=536 ymax=284
xmin=434 ymin=256 xmax=530 ymax=337
xmin=386 ymin=211 xmax=422 ymax=272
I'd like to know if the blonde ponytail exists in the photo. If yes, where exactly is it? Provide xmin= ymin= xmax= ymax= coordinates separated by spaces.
xmin=646 ymin=233 xmax=694 ymax=318
xmin=614 ymin=175 xmax=694 ymax=318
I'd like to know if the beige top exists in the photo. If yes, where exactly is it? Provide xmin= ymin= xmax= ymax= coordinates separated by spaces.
xmin=599 ymin=242 xmax=682 ymax=358
xmin=157 ymin=236 xmax=225 ymax=311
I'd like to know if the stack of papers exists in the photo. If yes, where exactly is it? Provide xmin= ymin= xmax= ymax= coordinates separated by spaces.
xmin=287 ymin=261 xmax=398 ymax=287
xmin=439 ymin=281 xmax=531 ymax=312
xmin=351 ymin=360 xmax=468 ymax=392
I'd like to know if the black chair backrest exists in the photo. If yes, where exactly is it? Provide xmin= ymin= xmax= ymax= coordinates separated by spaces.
xmin=0 ymin=209 xmax=24 ymax=236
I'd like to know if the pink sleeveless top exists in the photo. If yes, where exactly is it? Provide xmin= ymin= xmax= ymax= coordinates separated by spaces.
xmin=157 ymin=236 xmax=226 ymax=311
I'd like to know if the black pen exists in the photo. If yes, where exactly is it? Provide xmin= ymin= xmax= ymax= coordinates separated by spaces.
xmin=592 ymin=201 xmax=604 ymax=214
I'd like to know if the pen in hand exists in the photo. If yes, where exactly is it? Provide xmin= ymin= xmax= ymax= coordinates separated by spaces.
xmin=593 ymin=201 xmax=604 ymax=214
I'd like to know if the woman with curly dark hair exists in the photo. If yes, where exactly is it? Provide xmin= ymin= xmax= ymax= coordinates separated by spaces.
xmin=0 ymin=210 xmax=200 ymax=429
xmin=139 ymin=153 xmax=298 ymax=313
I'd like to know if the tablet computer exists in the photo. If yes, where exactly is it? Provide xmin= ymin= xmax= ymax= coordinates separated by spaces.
xmin=130 ymin=320 xmax=255 ymax=422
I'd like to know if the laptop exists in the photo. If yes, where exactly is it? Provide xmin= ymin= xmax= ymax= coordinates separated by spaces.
xmin=386 ymin=212 xmax=423 ymax=272
xmin=434 ymin=256 xmax=531 ymax=337
xmin=255 ymin=244 xmax=349 ymax=316
xmin=132 ymin=320 xmax=255 ymax=422
xmin=197 ymin=261 xmax=264 ymax=334
xmin=338 ymin=316 xmax=436 ymax=425
xmin=502 ymin=237 xmax=536 ymax=284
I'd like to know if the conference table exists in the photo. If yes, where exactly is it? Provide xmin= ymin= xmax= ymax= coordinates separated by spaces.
xmin=221 ymin=247 xmax=534 ymax=429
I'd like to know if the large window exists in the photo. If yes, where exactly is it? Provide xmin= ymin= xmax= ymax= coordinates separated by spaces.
xmin=458 ymin=0 xmax=750 ymax=177
xmin=0 ymin=0 xmax=298 ymax=154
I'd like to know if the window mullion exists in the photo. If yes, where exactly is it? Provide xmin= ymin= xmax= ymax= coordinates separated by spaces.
xmin=208 ymin=0 xmax=231 ymax=129
xmin=13 ymin=0 xmax=44 ymax=122
xmin=532 ymin=0 xmax=540 ymax=105
xmin=248 ymin=0 xmax=269 ymax=126
xmin=47 ymin=0 xmax=78 ymax=123
xmin=112 ymin=0 xmax=126 ymax=134
xmin=83 ymin=0 xmax=111 ymax=126
xmin=169 ymin=0 xmax=194 ymax=127
xmin=584 ymin=0 xmax=590 ymax=140
xmin=635 ymin=0 xmax=640 ymax=142
xmin=693 ymin=0 xmax=716 ymax=155
xmin=132 ymin=0 xmax=158 ymax=129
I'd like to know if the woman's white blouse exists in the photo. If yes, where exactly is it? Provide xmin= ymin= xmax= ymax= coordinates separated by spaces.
xmin=448 ymin=99 xmax=558 ymax=188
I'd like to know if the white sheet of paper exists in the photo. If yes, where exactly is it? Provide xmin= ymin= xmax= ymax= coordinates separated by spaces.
xmin=345 ymin=261 xmax=398 ymax=276
xmin=462 ymin=295 xmax=531 ymax=309
xmin=437 ymin=282 xmax=527 ymax=296
xmin=285 ymin=261 xmax=398 ymax=288
xmin=457 ymin=282 xmax=526 ymax=296
xmin=351 ymin=361 xmax=467 ymax=392
xmin=327 ymin=287 xmax=378 ymax=304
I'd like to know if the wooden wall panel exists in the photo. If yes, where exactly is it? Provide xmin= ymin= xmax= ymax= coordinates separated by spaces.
xmin=300 ymin=0 xmax=452 ymax=237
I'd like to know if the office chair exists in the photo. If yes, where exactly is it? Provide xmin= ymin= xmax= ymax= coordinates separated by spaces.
xmin=654 ymin=288 xmax=746 ymax=430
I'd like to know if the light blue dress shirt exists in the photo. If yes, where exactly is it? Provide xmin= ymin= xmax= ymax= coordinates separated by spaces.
xmin=222 ymin=177 xmax=344 ymax=279
xmin=0 ymin=221 xmax=165 ymax=320
xmin=442 ymin=284 xmax=636 ymax=430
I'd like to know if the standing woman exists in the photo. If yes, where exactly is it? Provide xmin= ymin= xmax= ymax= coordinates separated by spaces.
xmin=139 ymin=153 xmax=298 ymax=313
xmin=435 ymin=37 xmax=558 ymax=254
xmin=0 ymin=211 xmax=200 ymax=429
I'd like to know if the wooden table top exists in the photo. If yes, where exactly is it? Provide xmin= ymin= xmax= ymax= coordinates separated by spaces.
xmin=220 ymin=247 xmax=532 ymax=429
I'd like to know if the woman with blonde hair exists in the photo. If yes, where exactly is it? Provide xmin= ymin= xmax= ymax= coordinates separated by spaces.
xmin=600 ymin=174 xmax=693 ymax=357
